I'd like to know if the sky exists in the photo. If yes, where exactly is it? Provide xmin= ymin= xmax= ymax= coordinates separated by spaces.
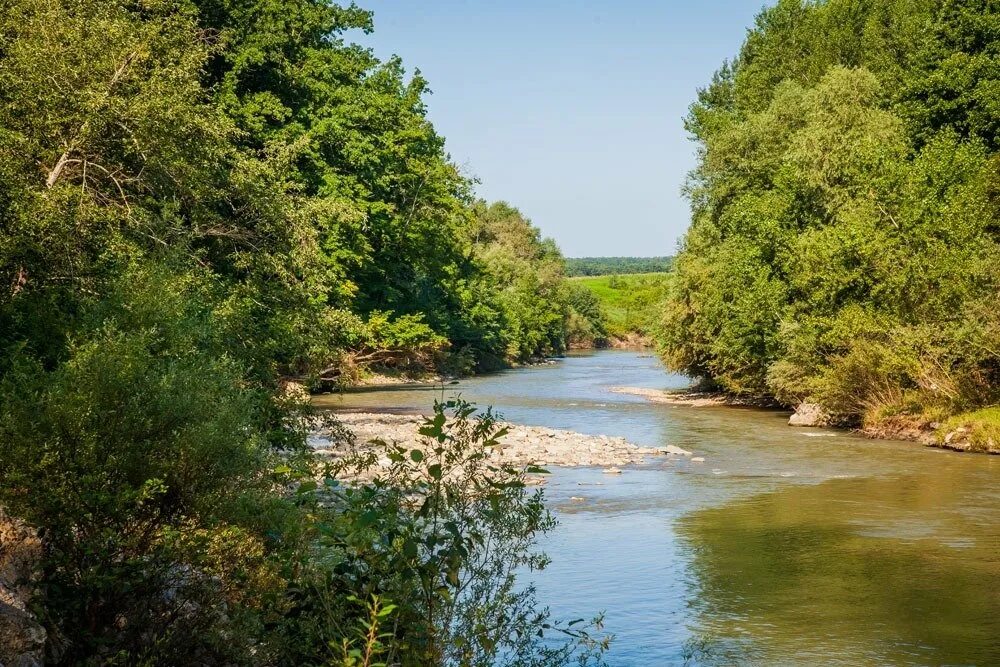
xmin=350 ymin=1 xmax=766 ymax=257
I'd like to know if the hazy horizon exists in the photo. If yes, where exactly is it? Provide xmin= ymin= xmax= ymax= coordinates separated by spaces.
xmin=352 ymin=1 xmax=766 ymax=257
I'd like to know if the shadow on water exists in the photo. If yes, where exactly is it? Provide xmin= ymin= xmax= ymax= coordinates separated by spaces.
xmin=678 ymin=467 xmax=1000 ymax=666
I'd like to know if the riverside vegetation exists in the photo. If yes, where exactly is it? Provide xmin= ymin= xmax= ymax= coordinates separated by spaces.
xmin=0 ymin=0 xmax=609 ymax=663
xmin=659 ymin=0 xmax=1000 ymax=452
xmin=3 ymin=0 xmax=1000 ymax=663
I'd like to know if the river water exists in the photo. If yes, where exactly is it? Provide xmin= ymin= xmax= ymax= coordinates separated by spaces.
xmin=314 ymin=350 xmax=1000 ymax=666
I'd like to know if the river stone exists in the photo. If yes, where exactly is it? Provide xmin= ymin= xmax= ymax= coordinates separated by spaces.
xmin=661 ymin=444 xmax=692 ymax=456
xmin=0 ymin=512 xmax=46 ymax=667
xmin=318 ymin=413 xmax=662 ymax=472
xmin=788 ymin=402 xmax=831 ymax=427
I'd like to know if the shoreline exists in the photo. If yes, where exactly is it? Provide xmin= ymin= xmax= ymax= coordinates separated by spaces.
xmin=325 ymin=361 xmax=998 ymax=456
xmin=340 ymin=347 xmax=653 ymax=392
xmin=338 ymin=358 xmax=562 ymax=391
xmin=608 ymin=386 xmax=780 ymax=409
xmin=611 ymin=386 xmax=999 ymax=455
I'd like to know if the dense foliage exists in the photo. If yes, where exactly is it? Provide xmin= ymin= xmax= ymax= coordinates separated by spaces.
xmin=660 ymin=0 xmax=1000 ymax=436
xmin=565 ymin=256 xmax=673 ymax=277
xmin=465 ymin=202 xmax=579 ymax=366
xmin=0 ymin=0 xmax=608 ymax=662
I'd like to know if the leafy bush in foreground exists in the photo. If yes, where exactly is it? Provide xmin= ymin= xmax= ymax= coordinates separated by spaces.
xmin=0 ymin=266 xmax=285 ymax=662
xmin=284 ymin=399 xmax=609 ymax=666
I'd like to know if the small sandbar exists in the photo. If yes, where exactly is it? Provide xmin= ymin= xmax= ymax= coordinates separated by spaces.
xmin=609 ymin=386 xmax=732 ymax=407
xmin=609 ymin=386 xmax=780 ymax=408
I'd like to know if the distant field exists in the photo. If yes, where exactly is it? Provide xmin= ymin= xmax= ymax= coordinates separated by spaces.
xmin=570 ymin=272 xmax=670 ymax=338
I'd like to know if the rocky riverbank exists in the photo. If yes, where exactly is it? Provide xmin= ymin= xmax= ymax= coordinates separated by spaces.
xmin=0 ymin=511 xmax=45 ymax=667
xmin=310 ymin=412 xmax=694 ymax=470
xmin=861 ymin=416 xmax=1000 ymax=454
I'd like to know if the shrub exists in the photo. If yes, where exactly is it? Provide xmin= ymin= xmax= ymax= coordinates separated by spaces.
xmin=0 ymin=266 xmax=283 ymax=663
xmin=278 ymin=399 xmax=610 ymax=666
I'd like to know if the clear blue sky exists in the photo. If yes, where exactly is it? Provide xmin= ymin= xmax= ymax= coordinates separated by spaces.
xmin=350 ymin=1 xmax=766 ymax=257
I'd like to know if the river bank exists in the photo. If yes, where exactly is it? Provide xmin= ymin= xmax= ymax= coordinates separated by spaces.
xmin=609 ymin=385 xmax=1000 ymax=454
xmin=342 ymin=357 xmax=563 ymax=388
xmin=339 ymin=369 xmax=999 ymax=455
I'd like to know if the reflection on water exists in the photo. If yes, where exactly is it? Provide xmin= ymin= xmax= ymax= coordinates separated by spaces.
xmin=318 ymin=350 xmax=1000 ymax=666
xmin=680 ymin=471 xmax=1000 ymax=666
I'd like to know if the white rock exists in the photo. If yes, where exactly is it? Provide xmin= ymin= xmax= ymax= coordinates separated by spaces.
xmin=788 ymin=402 xmax=831 ymax=427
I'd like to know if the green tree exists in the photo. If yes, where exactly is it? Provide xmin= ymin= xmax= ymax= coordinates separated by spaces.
xmin=466 ymin=201 xmax=573 ymax=365
xmin=660 ymin=0 xmax=1000 ymax=427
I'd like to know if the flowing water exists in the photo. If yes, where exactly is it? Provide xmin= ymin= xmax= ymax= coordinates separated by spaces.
xmin=313 ymin=350 xmax=1000 ymax=666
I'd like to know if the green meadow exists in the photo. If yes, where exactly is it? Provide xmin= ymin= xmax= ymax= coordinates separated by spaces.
xmin=570 ymin=273 xmax=670 ymax=341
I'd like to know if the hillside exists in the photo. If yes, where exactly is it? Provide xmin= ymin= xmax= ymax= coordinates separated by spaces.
xmin=570 ymin=273 xmax=671 ymax=345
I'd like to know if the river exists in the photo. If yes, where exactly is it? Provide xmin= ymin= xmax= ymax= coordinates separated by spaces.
xmin=313 ymin=349 xmax=1000 ymax=666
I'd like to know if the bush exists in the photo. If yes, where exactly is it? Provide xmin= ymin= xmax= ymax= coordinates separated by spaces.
xmin=0 ymin=266 xmax=284 ymax=663
xmin=277 ymin=399 xmax=610 ymax=666
xmin=939 ymin=407 xmax=1000 ymax=453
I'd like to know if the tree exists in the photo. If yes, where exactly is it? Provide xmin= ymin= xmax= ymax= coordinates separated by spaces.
xmin=660 ymin=0 xmax=1000 ymax=426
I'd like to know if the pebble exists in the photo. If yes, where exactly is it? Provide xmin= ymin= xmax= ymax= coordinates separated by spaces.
xmin=313 ymin=413 xmax=680 ymax=470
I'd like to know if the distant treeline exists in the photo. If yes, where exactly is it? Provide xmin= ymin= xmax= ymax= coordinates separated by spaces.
xmin=565 ymin=256 xmax=674 ymax=276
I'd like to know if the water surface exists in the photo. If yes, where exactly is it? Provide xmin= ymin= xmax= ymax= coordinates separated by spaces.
xmin=315 ymin=350 xmax=1000 ymax=666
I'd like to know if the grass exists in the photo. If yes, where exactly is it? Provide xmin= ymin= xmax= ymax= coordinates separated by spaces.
xmin=939 ymin=406 xmax=1000 ymax=453
xmin=570 ymin=272 xmax=671 ymax=339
